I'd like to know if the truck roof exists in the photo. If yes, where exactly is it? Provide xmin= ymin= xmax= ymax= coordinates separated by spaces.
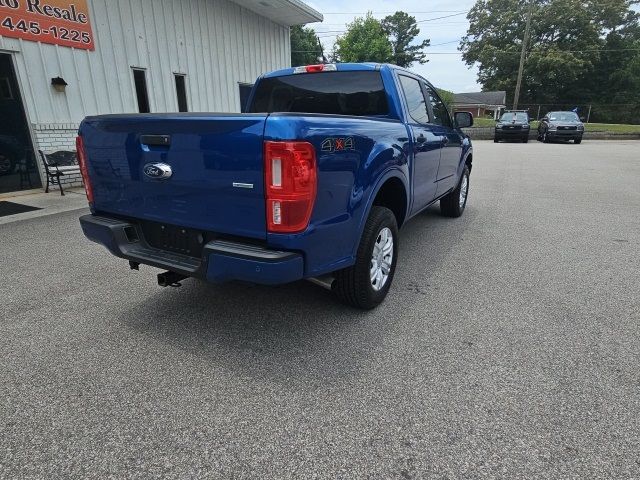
xmin=261 ymin=63 xmax=407 ymax=79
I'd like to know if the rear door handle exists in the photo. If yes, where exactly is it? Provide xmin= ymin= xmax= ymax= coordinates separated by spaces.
xmin=416 ymin=134 xmax=426 ymax=144
xmin=140 ymin=135 xmax=171 ymax=147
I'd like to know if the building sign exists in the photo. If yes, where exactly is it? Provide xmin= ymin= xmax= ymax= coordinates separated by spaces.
xmin=0 ymin=0 xmax=94 ymax=50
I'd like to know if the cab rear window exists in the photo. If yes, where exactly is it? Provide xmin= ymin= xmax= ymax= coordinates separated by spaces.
xmin=249 ymin=71 xmax=389 ymax=117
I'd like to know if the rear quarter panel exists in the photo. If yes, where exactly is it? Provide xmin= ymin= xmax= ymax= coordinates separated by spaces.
xmin=264 ymin=114 xmax=411 ymax=277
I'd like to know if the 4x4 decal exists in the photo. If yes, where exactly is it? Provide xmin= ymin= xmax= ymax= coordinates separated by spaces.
xmin=321 ymin=137 xmax=355 ymax=153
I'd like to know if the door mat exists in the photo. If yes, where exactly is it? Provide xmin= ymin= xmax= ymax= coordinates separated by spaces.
xmin=0 ymin=201 xmax=42 ymax=217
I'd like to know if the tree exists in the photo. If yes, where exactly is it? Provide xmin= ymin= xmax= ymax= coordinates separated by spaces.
xmin=381 ymin=12 xmax=430 ymax=67
xmin=333 ymin=13 xmax=393 ymax=63
xmin=291 ymin=26 xmax=322 ymax=67
xmin=578 ymin=13 xmax=640 ymax=121
xmin=437 ymin=88 xmax=455 ymax=110
xmin=460 ymin=0 xmax=638 ymax=106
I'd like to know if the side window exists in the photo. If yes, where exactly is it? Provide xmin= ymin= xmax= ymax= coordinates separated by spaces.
xmin=398 ymin=75 xmax=430 ymax=124
xmin=425 ymin=86 xmax=452 ymax=128
xmin=239 ymin=83 xmax=253 ymax=113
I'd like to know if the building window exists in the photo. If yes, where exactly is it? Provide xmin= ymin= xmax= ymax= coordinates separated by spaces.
xmin=175 ymin=74 xmax=188 ymax=112
xmin=0 ymin=77 xmax=13 ymax=100
xmin=132 ymin=69 xmax=150 ymax=113
xmin=239 ymin=83 xmax=253 ymax=113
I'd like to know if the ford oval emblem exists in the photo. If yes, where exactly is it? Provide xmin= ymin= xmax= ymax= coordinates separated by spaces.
xmin=143 ymin=163 xmax=172 ymax=180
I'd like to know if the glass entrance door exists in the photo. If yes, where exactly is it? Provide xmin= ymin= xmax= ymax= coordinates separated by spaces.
xmin=0 ymin=53 xmax=41 ymax=194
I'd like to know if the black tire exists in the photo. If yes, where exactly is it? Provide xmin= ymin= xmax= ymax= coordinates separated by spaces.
xmin=494 ymin=137 xmax=499 ymax=143
xmin=522 ymin=136 xmax=529 ymax=143
xmin=333 ymin=206 xmax=399 ymax=310
xmin=574 ymin=137 xmax=582 ymax=144
xmin=440 ymin=166 xmax=470 ymax=218
xmin=543 ymin=130 xmax=551 ymax=143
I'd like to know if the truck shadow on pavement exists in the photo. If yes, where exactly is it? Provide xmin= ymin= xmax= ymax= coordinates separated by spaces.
xmin=116 ymin=204 xmax=477 ymax=382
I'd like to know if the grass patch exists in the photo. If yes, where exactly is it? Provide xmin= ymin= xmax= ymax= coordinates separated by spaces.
xmin=472 ymin=118 xmax=499 ymax=127
xmin=583 ymin=123 xmax=640 ymax=134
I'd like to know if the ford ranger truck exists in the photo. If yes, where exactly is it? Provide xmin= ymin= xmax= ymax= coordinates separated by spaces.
xmin=78 ymin=63 xmax=474 ymax=309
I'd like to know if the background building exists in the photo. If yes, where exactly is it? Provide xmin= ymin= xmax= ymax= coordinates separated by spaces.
xmin=0 ymin=0 xmax=321 ymax=195
xmin=452 ymin=91 xmax=507 ymax=120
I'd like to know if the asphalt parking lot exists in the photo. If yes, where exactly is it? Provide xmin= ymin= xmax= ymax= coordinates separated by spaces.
xmin=1 ymin=140 xmax=639 ymax=479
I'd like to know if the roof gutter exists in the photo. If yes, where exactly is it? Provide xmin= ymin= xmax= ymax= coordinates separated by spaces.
xmin=285 ymin=0 xmax=323 ymax=23
xmin=229 ymin=0 xmax=323 ymax=26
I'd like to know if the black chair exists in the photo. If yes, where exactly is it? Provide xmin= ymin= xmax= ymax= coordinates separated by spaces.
xmin=39 ymin=150 xmax=66 ymax=195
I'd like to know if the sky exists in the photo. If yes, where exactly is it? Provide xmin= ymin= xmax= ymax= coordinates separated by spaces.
xmin=304 ymin=0 xmax=481 ymax=93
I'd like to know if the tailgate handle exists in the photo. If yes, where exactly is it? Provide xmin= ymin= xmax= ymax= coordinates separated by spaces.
xmin=140 ymin=135 xmax=171 ymax=147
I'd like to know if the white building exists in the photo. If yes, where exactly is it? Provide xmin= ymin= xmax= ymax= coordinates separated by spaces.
xmin=0 ymin=0 xmax=321 ymax=195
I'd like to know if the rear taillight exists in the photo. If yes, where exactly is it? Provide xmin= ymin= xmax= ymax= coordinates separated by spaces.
xmin=264 ymin=141 xmax=317 ymax=233
xmin=76 ymin=136 xmax=94 ymax=204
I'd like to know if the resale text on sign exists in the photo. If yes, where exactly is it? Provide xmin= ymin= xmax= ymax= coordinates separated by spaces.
xmin=0 ymin=0 xmax=94 ymax=50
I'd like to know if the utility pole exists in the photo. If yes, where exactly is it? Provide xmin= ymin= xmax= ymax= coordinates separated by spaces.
xmin=513 ymin=1 xmax=534 ymax=109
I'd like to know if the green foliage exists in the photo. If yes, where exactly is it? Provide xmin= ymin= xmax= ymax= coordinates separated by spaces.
xmin=436 ymin=88 xmax=455 ymax=110
xmin=381 ymin=12 xmax=430 ymax=67
xmin=333 ymin=13 xmax=393 ymax=63
xmin=460 ymin=0 xmax=640 ymax=122
xmin=291 ymin=26 xmax=322 ymax=67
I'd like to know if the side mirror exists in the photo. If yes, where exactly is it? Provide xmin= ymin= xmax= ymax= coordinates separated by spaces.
xmin=580 ymin=117 xmax=586 ymax=122
xmin=455 ymin=111 xmax=474 ymax=128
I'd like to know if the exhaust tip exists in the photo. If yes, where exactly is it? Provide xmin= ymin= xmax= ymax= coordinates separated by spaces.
xmin=158 ymin=271 xmax=188 ymax=288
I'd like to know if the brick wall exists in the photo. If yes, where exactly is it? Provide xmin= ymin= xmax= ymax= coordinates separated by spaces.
xmin=33 ymin=123 xmax=83 ymax=189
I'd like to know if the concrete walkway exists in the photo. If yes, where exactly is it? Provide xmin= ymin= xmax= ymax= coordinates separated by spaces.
xmin=0 ymin=188 xmax=89 ymax=226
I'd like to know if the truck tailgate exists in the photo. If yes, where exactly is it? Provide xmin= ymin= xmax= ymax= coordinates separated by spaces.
xmin=80 ymin=114 xmax=268 ymax=240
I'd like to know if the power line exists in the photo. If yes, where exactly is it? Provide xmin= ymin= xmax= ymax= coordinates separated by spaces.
xmin=320 ymin=10 xmax=467 ymax=15
xmin=416 ymin=12 xmax=467 ymax=23
xmin=313 ymin=12 xmax=469 ymax=37
xmin=427 ymin=40 xmax=462 ymax=47
xmin=292 ymin=48 xmax=640 ymax=54
xmin=315 ymin=23 xmax=470 ymax=37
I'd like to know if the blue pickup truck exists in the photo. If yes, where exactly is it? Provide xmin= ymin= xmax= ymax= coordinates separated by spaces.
xmin=78 ymin=63 xmax=473 ymax=309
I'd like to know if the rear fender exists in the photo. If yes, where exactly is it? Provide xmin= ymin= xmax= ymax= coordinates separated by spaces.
xmin=263 ymin=114 xmax=410 ymax=277
xmin=351 ymin=168 xmax=410 ymax=259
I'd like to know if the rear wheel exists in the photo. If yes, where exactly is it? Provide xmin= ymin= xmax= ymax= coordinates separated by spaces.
xmin=522 ymin=136 xmax=529 ymax=143
xmin=574 ymin=137 xmax=582 ymax=144
xmin=440 ymin=166 xmax=470 ymax=218
xmin=333 ymin=206 xmax=398 ymax=309
xmin=494 ymin=137 xmax=499 ymax=143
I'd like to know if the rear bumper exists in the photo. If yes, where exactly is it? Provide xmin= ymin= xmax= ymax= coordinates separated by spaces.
xmin=79 ymin=214 xmax=304 ymax=285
